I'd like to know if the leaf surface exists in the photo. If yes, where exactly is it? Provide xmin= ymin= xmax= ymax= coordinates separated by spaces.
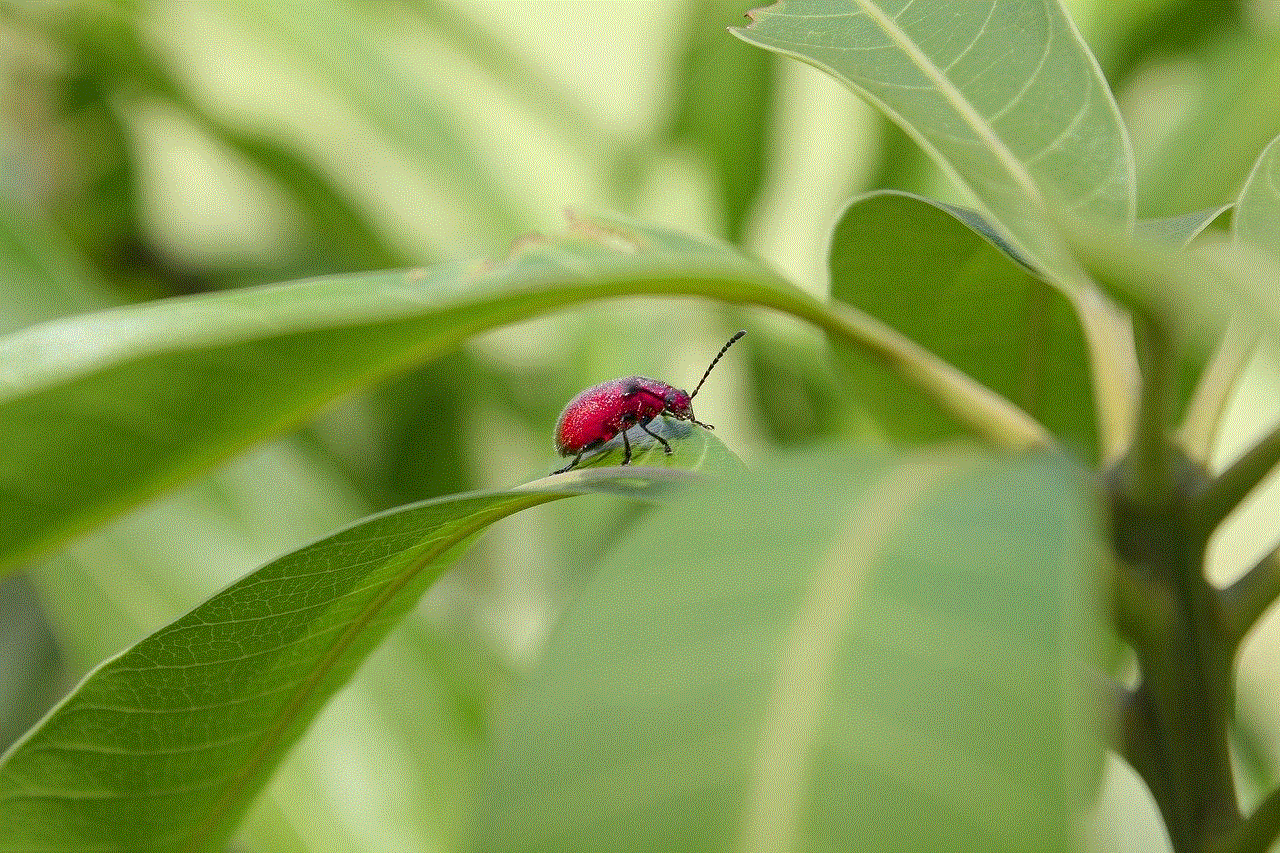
xmin=481 ymin=448 xmax=1104 ymax=853
xmin=0 ymin=441 xmax=728 ymax=853
xmin=0 ymin=215 xmax=794 ymax=574
xmin=732 ymin=0 xmax=1135 ymax=277
xmin=828 ymin=191 xmax=1096 ymax=455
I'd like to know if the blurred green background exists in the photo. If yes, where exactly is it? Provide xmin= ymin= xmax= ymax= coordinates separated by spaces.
xmin=3 ymin=1 xmax=1280 ymax=850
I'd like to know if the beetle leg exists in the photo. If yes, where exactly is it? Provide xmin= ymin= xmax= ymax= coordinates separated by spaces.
xmin=689 ymin=416 xmax=714 ymax=429
xmin=637 ymin=419 xmax=673 ymax=455
xmin=552 ymin=452 xmax=585 ymax=475
xmin=621 ymin=427 xmax=632 ymax=465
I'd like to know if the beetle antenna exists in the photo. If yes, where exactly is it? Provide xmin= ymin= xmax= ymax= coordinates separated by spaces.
xmin=689 ymin=331 xmax=746 ymax=399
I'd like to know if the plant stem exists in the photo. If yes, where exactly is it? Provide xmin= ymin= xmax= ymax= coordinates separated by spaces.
xmin=1222 ymin=549 xmax=1280 ymax=651
xmin=1111 ymin=313 xmax=1244 ymax=853
xmin=1129 ymin=314 xmax=1177 ymax=509
xmin=1223 ymin=786 xmax=1280 ymax=853
xmin=1192 ymin=419 xmax=1280 ymax=531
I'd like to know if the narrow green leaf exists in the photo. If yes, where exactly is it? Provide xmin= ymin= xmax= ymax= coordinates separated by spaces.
xmin=480 ymin=448 xmax=1105 ymax=853
xmin=231 ymin=0 xmax=528 ymax=239
xmin=0 ymin=212 xmax=1047 ymax=575
xmin=828 ymin=191 xmax=1096 ymax=456
xmin=732 ymin=0 xmax=1135 ymax=276
xmin=0 ymin=479 xmax=599 ymax=852
xmin=666 ymin=2 xmax=778 ymax=241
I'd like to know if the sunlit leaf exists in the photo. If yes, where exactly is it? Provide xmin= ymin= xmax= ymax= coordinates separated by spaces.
xmin=733 ymin=0 xmax=1135 ymax=278
xmin=0 ymin=454 xmax=722 ymax=852
xmin=0 ymin=214 xmax=794 ymax=574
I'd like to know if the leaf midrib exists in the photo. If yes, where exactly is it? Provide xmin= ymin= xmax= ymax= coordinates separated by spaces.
xmin=182 ymin=495 xmax=558 ymax=853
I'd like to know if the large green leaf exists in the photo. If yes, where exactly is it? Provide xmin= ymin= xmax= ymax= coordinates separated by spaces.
xmin=732 ymin=0 xmax=1135 ymax=277
xmin=480 ymin=448 xmax=1104 ymax=853
xmin=0 ymin=212 xmax=1047 ymax=575
xmin=0 ymin=452 xmax=713 ymax=852
xmin=828 ymin=191 xmax=1096 ymax=456
xmin=0 ymin=215 xmax=781 ymax=573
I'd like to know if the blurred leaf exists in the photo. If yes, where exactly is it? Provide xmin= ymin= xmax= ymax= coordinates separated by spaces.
xmin=232 ymin=0 xmax=528 ymax=240
xmin=406 ymin=0 xmax=610 ymax=145
xmin=1136 ymin=32 xmax=1280 ymax=218
xmin=0 ymin=468 xmax=676 ymax=852
xmin=1234 ymin=135 xmax=1280 ymax=255
xmin=666 ymin=1 xmax=778 ymax=242
xmin=47 ymin=5 xmax=409 ymax=276
xmin=480 ymin=448 xmax=1105 ymax=853
xmin=1179 ymin=135 xmax=1280 ymax=461
xmin=1080 ymin=0 xmax=1240 ymax=83
xmin=828 ymin=191 xmax=1096 ymax=456
xmin=1135 ymin=206 xmax=1233 ymax=244
xmin=0 ymin=213 xmax=799 ymax=574
xmin=732 ymin=0 xmax=1135 ymax=279
xmin=0 ymin=202 xmax=115 ymax=334
xmin=1065 ymin=219 xmax=1280 ymax=351
xmin=0 ymin=577 xmax=64 ymax=754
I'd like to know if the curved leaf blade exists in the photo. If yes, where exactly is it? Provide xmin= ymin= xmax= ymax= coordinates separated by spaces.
xmin=732 ymin=0 xmax=1135 ymax=275
xmin=0 ymin=215 xmax=792 ymax=574
xmin=1235 ymin=135 xmax=1280 ymax=256
xmin=480 ymin=448 xmax=1105 ymax=853
xmin=0 ymin=454 xmax=715 ymax=853
xmin=0 ymin=211 xmax=1049 ymax=575
xmin=828 ymin=191 xmax=1096 ymax=455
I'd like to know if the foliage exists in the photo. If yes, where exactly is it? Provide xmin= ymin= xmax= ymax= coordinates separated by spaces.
xmin=2 ymin=1 xmax=1280 ymax=852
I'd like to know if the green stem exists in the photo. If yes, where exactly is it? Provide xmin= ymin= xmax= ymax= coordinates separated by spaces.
xmin=1129 ymin=314 xmax=1177 ymax=509
xmin=1223 ymin=786 xmax=1280 ymax=853
xmin=1192 ymin=420 xmax=1280 ymax=532
xmin=1222 ymin=549 xmax=1280 ymax=651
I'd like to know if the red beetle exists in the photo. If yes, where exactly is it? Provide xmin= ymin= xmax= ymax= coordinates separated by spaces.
xmin=552 ymin=331 xmax=746 ymax=474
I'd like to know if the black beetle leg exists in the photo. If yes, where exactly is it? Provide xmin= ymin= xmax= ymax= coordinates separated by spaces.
xmin=552 ymin=452 xmax=585 ymax=475
xmin=621 ymin=427 xmax=632 ymax=465
xmin=637 ymin=420 xmax=673 ymax=455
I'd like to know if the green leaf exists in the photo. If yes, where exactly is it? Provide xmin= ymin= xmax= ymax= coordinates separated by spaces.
xmin=732 ymin=0 xmax=1135 ymax=277
xmin=25 ymin=441 xmax=484 ymax=852
xmin=828 ymin=191 xmax=1096 ymax=456
xmin=0 ymin=202 xmax=115 ymax=335
xmin=0 ymin=480 xmax=592 ymax=852
xmin=1235 ymin=135 xmax=1280 ymax=256
xmin=231 ymin=0 xmax=528 ymax=240
xmin=480 ymin=448 xmax=1104 ymax=853
xmin=1065 ymin=219 xmax=1280 ymax=350
xmin=666 ymin=2 xmax=779 ymax=242
xmin=0 ymin=214 xmax=785 ymax=574
xmin=0 ymin=212 xmax=1047 ymax=576
xmin=1136 ymin=206 xmax=1233 ymax=245
xmin=1178 ymin=136 xmax=1280 ymax=461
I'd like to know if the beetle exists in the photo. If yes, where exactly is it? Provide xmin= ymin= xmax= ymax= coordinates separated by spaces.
xmin=552 ymin=331 xmax=746 ymax=474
